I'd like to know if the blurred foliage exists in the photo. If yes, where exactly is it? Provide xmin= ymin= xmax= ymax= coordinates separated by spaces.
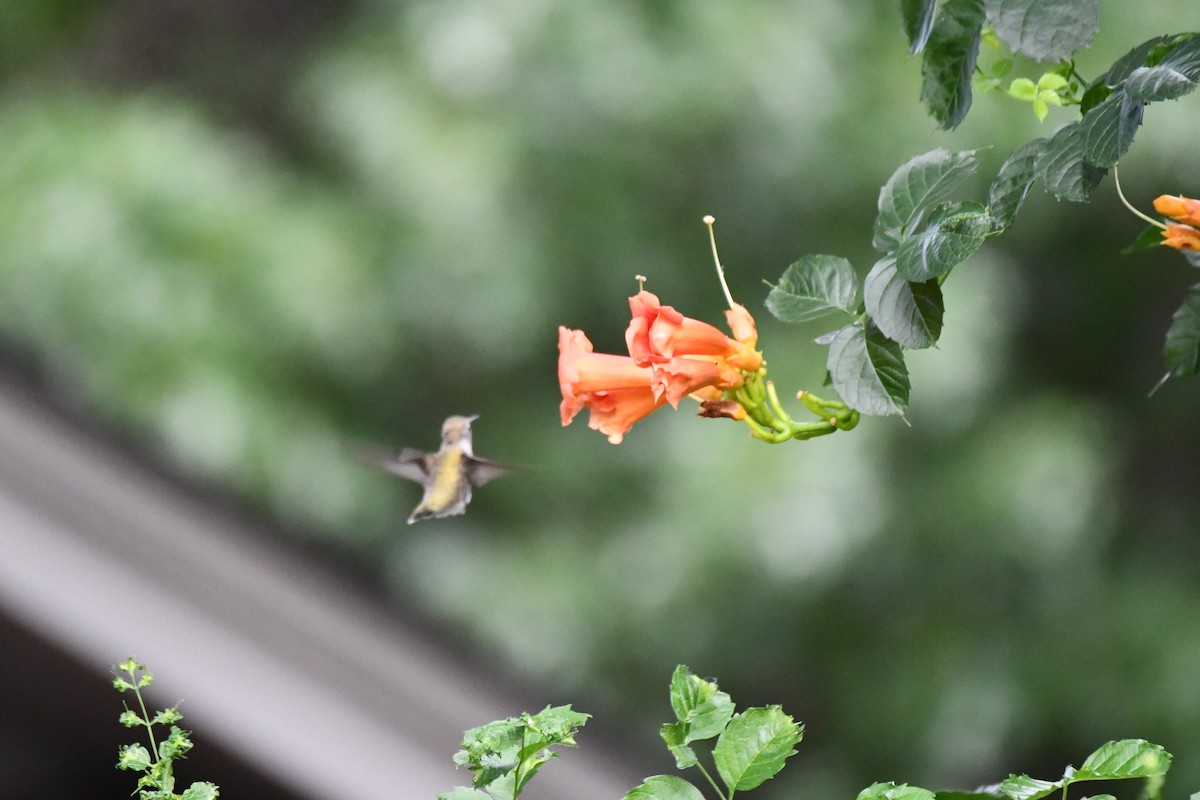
xmin=2 ymin=2 xmax=1200 ymax=800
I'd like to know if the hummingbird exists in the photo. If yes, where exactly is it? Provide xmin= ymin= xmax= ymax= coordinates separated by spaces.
xmin=358 ymin=415 xmax=513 ymax=524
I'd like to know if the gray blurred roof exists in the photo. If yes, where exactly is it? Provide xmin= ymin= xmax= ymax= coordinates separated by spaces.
xmin=0 ymin=369 xmax=634 ymax=800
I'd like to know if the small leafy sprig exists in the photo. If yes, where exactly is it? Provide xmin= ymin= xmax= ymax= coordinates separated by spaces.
xmin=903 ymin=738 xmax=1174 ymax=800
xmin=623 ymin=665 xmax=802 ymax=800
xmin=112 ymin=657 xmax=218 ymax=800
xmin=438 ymin=704 xmax=589 ymax=800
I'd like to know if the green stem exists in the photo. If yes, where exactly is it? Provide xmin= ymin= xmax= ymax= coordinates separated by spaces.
xmin=130 ymin=669 xmax=160 ymax=764
xmin=694 ymin=759 xmax=728 ymax=800
xmin=512 ymin=727 xmax=526 ymax=800
xmin=1114 ymin=165 xmax=1167 ymax=230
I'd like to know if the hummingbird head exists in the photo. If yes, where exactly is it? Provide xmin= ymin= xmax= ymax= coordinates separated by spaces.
xmin=440 ymin=414 xmax=478 ymax=449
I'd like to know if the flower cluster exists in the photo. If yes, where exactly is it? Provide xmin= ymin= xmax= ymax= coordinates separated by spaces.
xmin=558 ymin=290 xmax=762 ymax=443
xmin=1153 ymin=194 xmax=1200 ymax=251
xmin=558 ymin=217 xmax=861 ymax=445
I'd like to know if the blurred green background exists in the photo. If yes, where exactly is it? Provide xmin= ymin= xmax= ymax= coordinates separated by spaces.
xmin=3 ymin=1 xmax=1200 ymax=798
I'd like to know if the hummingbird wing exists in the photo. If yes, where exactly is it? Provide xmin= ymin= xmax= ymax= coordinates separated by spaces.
xmin=355 ymin=447 xmax=431 ymax=484
xmin=463 ymin=455 xmax=517 ymax=487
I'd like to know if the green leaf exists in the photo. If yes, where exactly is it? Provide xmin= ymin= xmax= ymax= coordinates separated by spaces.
xmin=999 ymin=774 xmax=1060 ymax=800
xmin=875 ymin=149 xmax=981 ymax=252
xmin=920 ymin=0 xmax=986 ymax=129
xmin=895 ymin=205 xmax=992 ymax=281
xmin=1078 ymin=91 xmax=1144 ymax=168
xmin=936 ymin=791 xmax=1005 ymax=800
xmin=1095 ymin=35 xmax=1177 ymax=88
xmin=437 ymin=789 xmax=492 ymax=800
xmin=988 ymin=138 xmax=1046 ymax=230
xmin=766 ymin=255 xmax=858 ymax=322
xmin=623 ymin=775 xmax=707 ymax=800
xmin=901 ymin=0 xmax=939 ymax=54
xmin=1076 ymin=739 xmax=1174 ymax=779
xmin=827 ymin=323 xmax=910 ymax=416
xmin=864 ymin=257 xmax=944 ymax=349
xmin=984 ymin=0 xmax=1099 ymax=61
xmin=152 ymin=707 xmax=183 ymax=726
xmin=116 ymin=743 xmax=153 ymax=772
xmin=712 ymin=706 xmax=803 ymax=793
xmin=179 ymin=782 xmax=220 ymax=800
xmin=859 ymin=783 xmax=937 ymax=800
xmin=118 ymin=710 xmax=143 ymax=728
xmin=1122 ymin=225 xmax=1165 ymax=254
xmin=1155 ymin=33 xmax=1200 ymax=80
xmin=1034 ymin=122 xmax=1107 ymax=202
xmin=1008 ymin=78 xmax=1038 ymax=101
xmin=660 ymin=723 xmax=699 ymax=769
xmin=524 ymin=704 xmax=589 ymax=742
xmin=1124 ymin=64 xmax=1198 ymax=102
xmin=665 ymin=666 xmax=734 ymax=743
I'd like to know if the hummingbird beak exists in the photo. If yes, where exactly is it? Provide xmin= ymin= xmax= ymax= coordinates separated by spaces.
xmin=465 ymin=414 xmax=480 ymax=423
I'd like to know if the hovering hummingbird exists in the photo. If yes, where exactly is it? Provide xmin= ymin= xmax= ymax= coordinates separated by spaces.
xmin=358 ymin=415 xmax=513 ymax=524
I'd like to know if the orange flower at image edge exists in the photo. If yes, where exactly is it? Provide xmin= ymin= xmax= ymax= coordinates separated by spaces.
xmin=1153 ymin=194 xmax=1200 ymax=227
xmin=1162 ymin=223 xmax=1200 ymax=251
xmin=1152 ymin=194 xmax=1200 ymax=251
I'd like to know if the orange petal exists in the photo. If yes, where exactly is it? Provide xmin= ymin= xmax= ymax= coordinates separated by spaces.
xmin=585 ymin=386 xmax=666 ymax=444
xmin=724 ymin=303 xmax=758 ymax=348
xmin=1162 ymin=224 xmax=1200 ymax=251
xmin=1154 ymin=195 xmax=1200 ymax=227
xmin=559 ymin=327 xmax=654 ymax=425
xmin=650 ymin=356 xmax=744 ymax=408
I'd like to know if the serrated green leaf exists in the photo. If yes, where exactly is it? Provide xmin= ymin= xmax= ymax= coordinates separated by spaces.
xmin=1076 ymin=739 xmax=1174 ymax=779
xmin=902 ymin=0 xmax=939 ymax=54
xmin=116 ymin=743 xmax=153 ymax=772
xmin=713 ymin=706 xmax=802 ymax=793
xmin=668 ymin=665 xmax=701 ymax=722
xmin=665 ymin=666 xmax=734 ymax=743
xmin=623 ymin=775 xmax=707 ymax=800
xmin=1079 ymin=91 xmax=1144 ymax=168
xmin=920 ymin=0 xmax=986 ymax=129
xmin=999 ymin=774 xmax=1060 ymax=800
xmin=827 ymin=324 xmax=910 ymax=416
xmin=1124 ymin=65 xmax=1198 ymax=102
xmin=859 ymin=783 xmax=937 ymax=800
xmin=895 ymin=207 xmax=992 ymax=281
xmin=524 ymin=705 xmax=589 ymax=742
xmin=875 ymin=149 xmax=981 ymax=252
xmin=438 ymin=788 xmax=492 ymax=800
xmin=483 ymin=773 xmax=517 ymax=800
xmin=1157 ymin=34 xmax=1200 ymax=79
xmin=984 ymin=0 xmax=1099 ymax=61
xmin=661 ymin=723 xmax=700 ymax=769
xmin=988 ymin=138 xmax=1046 ymax=229
xmin=1101 ymin=35 xmax=1178 ymax=86
xmin=179 ymin=782 xmax=220 ymax=800
xmin=864 ymin=257 xmax=944 ymax=349
xmin=766 ymin=255 xmax=858 ymax=322
xmin=1035 ymin=122 xmax=1107 ymax=202
xmin=152 ymin=707 xmax=183 ymax=726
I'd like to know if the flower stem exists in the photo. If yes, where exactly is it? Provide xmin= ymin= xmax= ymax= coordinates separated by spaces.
xmin=1114 ymin=165 xmax=1166 ymax=230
